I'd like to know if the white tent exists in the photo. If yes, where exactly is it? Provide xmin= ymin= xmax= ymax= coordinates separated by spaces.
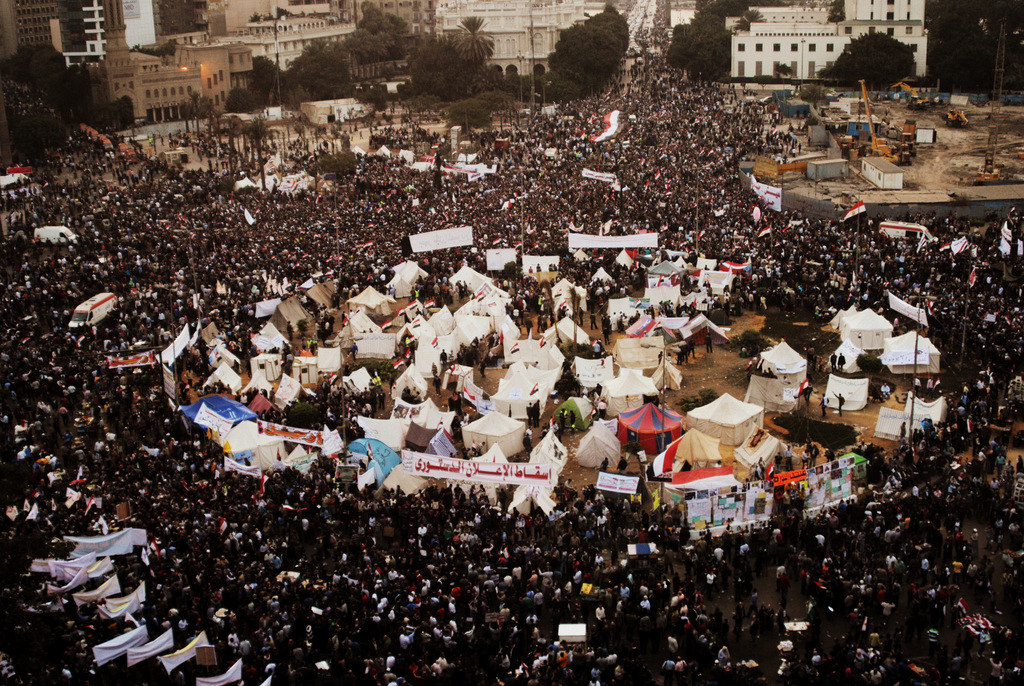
xmin=606 ymin=297 xmax=645 ymax=325
xmin=613 ymin=337 xmax=664 ymax=370
xmin=547 ymin=316 xmax=590 ymax=346
xmin=356 ymin=416 xmax=406 ymax=450
xmin=644 ymin=285 xmax=681 ymax=309
xmin=665 ymin=430 xmax=722 ymax=470
xmin=505 ymin=334 xmax=564 ymax=370
xmin=823 ymin=374 xmax=869 ymax=411
xmin=601 ymin=369 xmax=658 ymax=417
xmin=250 ymin=353 xmax=282 ymax=382
xmin=380 ymin=465 xmax=429 ymax=494
xmin=294 ymin=356 xmax=319 ymax=385
xmin=744 ymin=375 xmax=798 ymax=413
xmin=414 ymin=334 xmax=457 ymax=375
xmin=347 ymin=310 xmax=382 ymax=334
xmin=493 ymin=370 xmax=548 ymax=419
xmin=615 ymin=249 xmax=634 ymax=268
xmin=242 ymin=369 xmax=274 ymax=394
xmin=387 ymin=261 xmax=428 ymax=299
xmin=529 ymin=430 xmax=568 ymax=475
xmin=454 ymin=315 xmax=492 ymax=348
xmin=221 ymin=421 xmax=287 ymax=472
xmin=833 ymin=339 xmax=864 ymax=373
xmin=686 ymin=393 xmax=765 ymax=446
xmin=573 ymin=356 xmax=615 ymax=388
xmin=829 ymin=305 xmax=858 ymax=331
xmin=509 ymin=484 xmax=557 ymax=515
xmin=451 ymin=266 xmax=492 ymax=292
xmin=733 ymin=428 xmax=784 ymax=471
xmin=759 ymin=341 xmax=807 ymax=387
xmin=462 ymin=412 xmax=527 ymax=457
xmin=551 ymin=279 xmax=588 ymax=313
xmin=343 ymin=367 xmax=373 ymax=393
xmin=697 ymin=270 xmax=735 ymax=296
xmin=905 ymin=392 xmax=948 ymax=423
xmin=347 ymin=286 xmax=397 ymax=315
xmin=211 ymin=343 xmax=241 ymax=369
xmin=575 ymin=423 xmax=621 ymax=468
xmin=204 ymin=364 xmax=242 ymax=393
xmin=591 ymin=267 xmax=614 ymax=283
xmin=839 ymin=309 xmax=893 ymax=351
xmin=428 ymin=307 xmax=456 ymax=335
xmin=652 ymin=362 xmax=683 ymax=390
xmin=881 ymin=332 xmax=941 ymax=374
xmin=392 ymin=365 xmax=429 ymax=401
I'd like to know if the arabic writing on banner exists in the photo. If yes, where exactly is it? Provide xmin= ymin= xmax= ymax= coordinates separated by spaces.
xmin=596 ymin=471 xmax=640 ymax=494
xmin=224 ymin=456 xmax=262 ymax=478
xmin=772 ymin=468 xmax=808 ymax=488
xmin=408 ymin=226 xmax=474 ymax=253
xmin=106 ymin=351 xmax=156 ymax=369
xmin=257 ymin=419 xmax=323 ymax=447
xmin=582 ymin=168 xmax=618 ymax=185
xmin=568 ymin=233 xmax=659 ymax=249
xmin=194 ymin=404 xmax=234 ymax=436
xmin=402 ymin=450 xmax=554 ymax=486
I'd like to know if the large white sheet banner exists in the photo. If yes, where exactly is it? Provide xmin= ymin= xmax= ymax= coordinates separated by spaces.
xmin=158 ymin=631 xmax=211 ymax=674
xmin=256 ymin=419 xmax=323 ymax=448
xmin=224 ymin=455 xmax=263 ymax=478
xmin=574 ymin=356 xmax=615 ymax=387
xmin=254 ymin=298 xmax=281 ymax=318
xmin=93 ymin=625 xmax=150 ymax=667
xmin=880 ymin=349 xmax=930 ymax=367
xmin=196 ymin=658 xmax=243 ymax=686
xmin=160 ymin=324 xmax=191 ymax=364
xmin=523 ymin=255 xmax=560 ymax=273
xmin=887 ymin=291 xmax=929 ymax=327
xmin=569 ymin=233 xmax=659 ymax=249
xmin=486 ymin=248 xmax=518 ymax=271
xmin=402 ymin=450 xmax=554 ymax=486
xmin=274 ymin=374 xmax=302 ymax=406
xmin=582 ymin=168 xmax=618 ymax=184
xmin=596 ymin=471 xmax=640 ymax=494
xmin=750 ymin=175 xmax=782 ymax=211
xmin=65 ymin=528 xmax=148 ymax=558
xmin=408 ymin=226 xmax=474 ymax=253
xmin=127 ymin=628 xmax=174 ymax=667
xmin=193 ymin=404 xmax=234 ymax=436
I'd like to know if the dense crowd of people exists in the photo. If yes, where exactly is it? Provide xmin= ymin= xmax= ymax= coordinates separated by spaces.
xmin=2 ymin=1 xmax=1024 ymax=682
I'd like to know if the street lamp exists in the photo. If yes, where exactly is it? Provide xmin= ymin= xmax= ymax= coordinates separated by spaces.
xmin=800 ymin=39 xmax=805 ymax=85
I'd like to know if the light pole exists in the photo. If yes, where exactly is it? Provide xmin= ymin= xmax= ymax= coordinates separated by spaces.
xmin=800 ymin=39 xmax=805 ymax=85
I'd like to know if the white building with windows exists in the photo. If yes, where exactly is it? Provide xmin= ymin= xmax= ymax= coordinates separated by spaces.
xmin=730 ymin=0 xmax=926 ymax=80
xmin=435 ymin=0 xmax=587 ymax=76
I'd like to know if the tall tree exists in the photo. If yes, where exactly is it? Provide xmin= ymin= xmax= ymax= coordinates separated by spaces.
xmin=734 ymin=9 xmax=763 ymax=32
xmin=409 ymin=35 xmax=474 ymax=101
xmin=455 ymin=17 xmax=495 ymax=68
xmin=667 ymin=15 xmax=731 ymax=81
xmin=819 ymin=32 xmax=915 ymax=89
xmin=245 ymin=116 xmax=270 ymax=189
xmin=249 ymin=56 xmax=280 ymax=106
xmin=549 ymin=7 xmax=629 ymax=94
xmin=286 ymin=40 xmax=352 ymax=101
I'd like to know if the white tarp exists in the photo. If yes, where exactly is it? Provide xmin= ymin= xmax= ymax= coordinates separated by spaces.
xmin=574 ymin=356 xmax=615 ymax=387
xmin=824 ymin=374 xmax=869 ymax=411
xmin=354 ymin=333 xmax=397 ymax=359
xmin=204 ymin=364 xmax=242 ymax=393
xmin=255 ymin=298 xmax=282 ymax=318
xmin=158 ymin=631 xmax=211 ymax=674
xmin=834 ymin=339 xmax=864 ymax=373
xmin=569 ymin=233 xmax=659 ymax=249
xmin=486 ymin=248 xmax=518 ymax=271
xmin=65 ymin=528 xmax=148 ymax=558
xmin=839 ymin=309 xmax=893 ymax=351
xmin=343 ymin=367 xmax=373 ymax=393
xmin=73 ymin=574 xmax=121 ymax=606
xmin=409 ymin=226 xmax=474 ymax=253
xmin=744 ymin=375 xmax=798 ymax=413
xmin=317 ymin=347 xmax=342 ymax=373
xmin=601 ymin=369 xmax=658 ymax=417
xmin=356 ymin=417 xmax=406 ymax=450
xmin=905 ymin=393 xmax=948 ymax=423
xmin=613 ymin=337 xmax=664 ymax=370
xmin=733 ymin=429 xmax=784 ymax=471
xmin=523 ymin=255 xmax=560 ymax=273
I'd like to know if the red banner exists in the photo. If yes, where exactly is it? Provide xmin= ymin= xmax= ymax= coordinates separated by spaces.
xmin=106 ymin=351 xmax=157 ymax=369
xmin=257 ymin=420 xmax=323 ymax=447
xmin=773 ymin=468 xmax=807 ymax=488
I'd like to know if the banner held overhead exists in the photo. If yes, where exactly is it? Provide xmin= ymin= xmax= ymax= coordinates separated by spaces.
xmin=569 ymin=233 xmax=659 ymax=249
xmin=408 ymin=226 xmax=474 ymax=253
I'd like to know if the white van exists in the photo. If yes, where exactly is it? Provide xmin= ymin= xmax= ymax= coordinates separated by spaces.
xmin=879 ymin=221 xmax=935 ymax=242
xmin=34 ymin=226 xmax=78 ymax=244
xmin=69 ymin=293 xmax=118 ymax=329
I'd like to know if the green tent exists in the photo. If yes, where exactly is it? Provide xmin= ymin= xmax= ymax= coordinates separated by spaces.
xmin=555 ymin=397 xmax=594 ymax=431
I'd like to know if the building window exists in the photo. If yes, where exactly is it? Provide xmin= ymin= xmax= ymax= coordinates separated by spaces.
xmin=755 ymin=61 xmax=762 ymax=76
xmin=886 ymin=11 xmax=893 ymax=19
xmin=808 ymin=43 xmax=816 ymax=52
xmin=868 ymin=26 xmax=875 ymax=33
xmin=887 ymin=27 xmax=894 ymax=35
xmin=207 ymin=78 xmax=212 ymax=89
xmin=755 ymin=43 xmax=762 ymax=51
xmin=844 ymin=26 xmax=852 ymax=34
xmin=826 ymin=43 xmax=834 ymax=51
xmin=906 ymin=26 xmax=913 ymax=34
xmin=738 ymin=43 xmax=745 ymax=51
xmin=219 ymin=70 xmax=223 ymax=81
xmin=773 ymin=43 xmax=780 ymax=52
xmin=146 ymin=89 xmax=151 ymax=97
xmin=162 ymin=88 xmax=167 ymax=96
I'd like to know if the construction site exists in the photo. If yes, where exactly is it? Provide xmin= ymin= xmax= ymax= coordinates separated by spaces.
xmin=742 ymin=26 xmax=1023 ymax=218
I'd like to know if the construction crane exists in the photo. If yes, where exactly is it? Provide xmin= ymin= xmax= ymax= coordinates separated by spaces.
xmin=889 ymin=81 xmax=933 ymax=110
xmin=859 ymin=80 xmax=899 ymax=164
xmin=978 ymin=20 xmax=1006 ymax=183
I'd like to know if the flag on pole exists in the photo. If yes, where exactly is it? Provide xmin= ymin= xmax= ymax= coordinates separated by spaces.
xmin=950 ymin=237 xmax=969 ymax=255
xmin=757 ymin=225 xmax=772 ymax=238
xmin=244 ymin=208 xmax=257 ymax=226
xmin=968 ymin=267 xmax=977 ymax=288
xmin=392 ymin=359 xmax=406 ymax=370
xmin=843 ymin=200 xmax=866 ymax=221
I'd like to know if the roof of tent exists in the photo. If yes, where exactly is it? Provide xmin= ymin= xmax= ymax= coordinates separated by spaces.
xmin=428 ymin=306 xmax=456 ymax=335
xmin=759 ymin=340 xmax=806 ymax=373
xmin=842 ymin=309 xmax=894 ymax=333
xmin=829 ymin=305 xmax=859 ymax=330
xmin=463 ymin=411 xmax=525 ymax=437
xmin=555 ymin=397 xmax=594 ymax=431
xmin=733 ymin=428 xmax=784 ymax=470
xmin=404 ymin=422 xmax=437 ymax=452
xmin=270 ymin=296 xmax=313 ymax=334
xmin=591 ymin=267 xmax=614 ymax=283
xmin=348 ymin=286 xmax=397 ymax=313
xmin=379 ymin=465 xmax=429 ymax=494
xmin=181 ymin=396 xmax=257 ymax=424
xmin=618 ymin=403 xmax=683 ymax=432
xmin=686 ymin=393 xmax=762 ymax=425
xmin=575 ymin=423 xmax=621 ymax=468
xmin=450 ymin=266 xmax=491 ymax=291
xmin=603 ymin=369 xmax=659 ymax=397
xmin=529 ymin=431 xmax=568 ymax=473
xmin=305 ymin=281 xmax=337 ymax=308
xmin=662 ymin=429 xmax=722 ymax=470
xmin=248 ymin=394 xmax=275 ymax=414
xmin=648 ymin=261 xmax=685 ymax=276
xmin=668 ymin=465 xmax=742 ymax=491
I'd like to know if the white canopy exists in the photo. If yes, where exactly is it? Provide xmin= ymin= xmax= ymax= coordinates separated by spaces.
xmin=733 ymin=428 xmax=784 ymax=471
xmin=759 ymin=340 xmax=807 ymax=383
xmin=601 ymin=368 xmax=658 ymax=417
xmin=839 ymin=309 xmax=893 ymax=351
xmin=905 ymin=392 xmax=948 ymax=423
xmin=462 ymin=412 xmax=527 ymax=457
xmin=686 ymin=393 xmax=765 ymax=446
xmin=451 ymin=266 xmax=492 ymax=292
xmin=391 ymin=365 xmax=429 ymax=402
xmin=221 ymin=421 xmax=286 ymax=472
xmin=613 ymin=337 xmax=664 ymax=370
xmin=833 ymin=339 xmax=864 ymax=373
xmin=547 ymin=316 xmax=590 ymax=346
xmin=428 ymin=306 xmax=456 ymax=335
xmin=493 ymin=370 xmax=550 ymax=419
xmin=250 ymin=353 xmax=282 ymax=382
xmin=387 ymin=261 xmax=428 ymax=299
xmin=829 ymin=305 xmax=858 ymax=331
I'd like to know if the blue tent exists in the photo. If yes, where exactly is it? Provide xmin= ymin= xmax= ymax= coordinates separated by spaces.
xmin=181 ymin=395 xmax=258 ymax=426
xmin=348 ymin=438 xmax=401 ymax=487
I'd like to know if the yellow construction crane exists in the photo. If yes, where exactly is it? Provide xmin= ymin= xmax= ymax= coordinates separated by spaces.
xmin=978 ymin=20 xmax=1005 ymax=183
xmin=859 ymin=80 xmax=899 ymax=164
xmin=889 ymin=81 xmax=933 ymax=110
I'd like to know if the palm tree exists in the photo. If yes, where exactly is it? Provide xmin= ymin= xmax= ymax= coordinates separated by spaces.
xmin=245 ymin=116 xmax=270 ymax=189
xmin=455 ymin=17 xmax=494 ymax=69
xmin=734 ymin=9 xmax=763 ymax=32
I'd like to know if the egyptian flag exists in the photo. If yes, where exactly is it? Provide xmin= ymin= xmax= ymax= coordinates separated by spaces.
xmin=843 ymin=200 xmax=866 ymax=221
xmin=758 ymin=225 xmax=772 ymax=238
xmin=392 ymin=358 xmax=406 ymax=370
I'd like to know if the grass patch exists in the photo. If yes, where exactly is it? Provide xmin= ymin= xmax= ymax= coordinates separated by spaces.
xmin=772 ymin=415 xmax=857 ymax=452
